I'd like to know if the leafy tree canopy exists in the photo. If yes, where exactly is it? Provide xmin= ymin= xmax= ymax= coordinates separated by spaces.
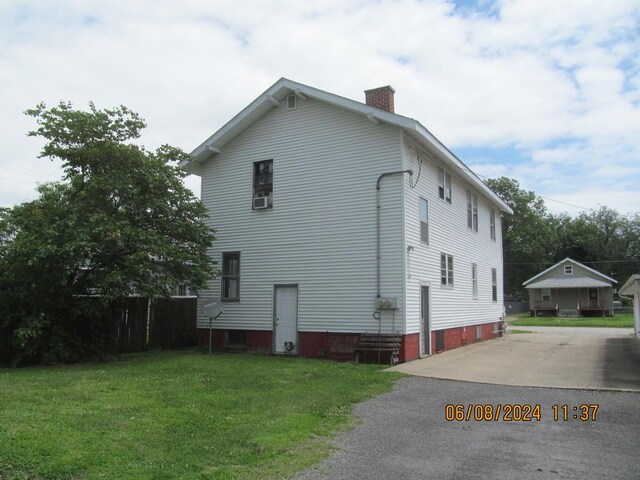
xmin=486 ymin=176 xmax=640 ymax=299
xmin=0 ymin=102 xmax=216 ymax=365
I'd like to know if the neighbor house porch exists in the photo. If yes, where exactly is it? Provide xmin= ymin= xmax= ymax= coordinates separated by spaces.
xmin=528 ymin=285 xmax=613 ymax=317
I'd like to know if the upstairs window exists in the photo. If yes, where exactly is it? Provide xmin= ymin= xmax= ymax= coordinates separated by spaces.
xmin=491 ymin=268 xmax=498 ymax=302
xmin=287 ymin=94 xmax=297 ymax=110
xmin=489 ymin=208 xmax=496 ymax=240
xmin=441 ymin=253 xmax=454 ymax=287
xmin=221 ymin=252 xmax=240 ymax=301
xmin=564 ymin=265 xmax=573 ymax=275
xmin=472 ymin=263 xmax=478 ymax=299
xmin=467 ymin=190 xmax=478 ymax=232
xmin=419 ymin=197 xmax=429 ymax=244
xmin=253 ymin=159 xmax=273 ymax=209
xmin=437 ymin=166 xmax=452 ymax=204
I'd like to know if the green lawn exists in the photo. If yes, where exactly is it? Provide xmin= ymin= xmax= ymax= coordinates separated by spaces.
xmin=0 ymin=351 xmax=402 ymax=480
xmin=508 ymin=312 xmax=634 ymax=328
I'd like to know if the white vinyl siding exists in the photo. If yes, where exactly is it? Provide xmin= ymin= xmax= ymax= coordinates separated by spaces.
xmin=402 ymin=137 xmax=505 ymax=334
xmin=198 ymin=98 xmax=404 ymax=333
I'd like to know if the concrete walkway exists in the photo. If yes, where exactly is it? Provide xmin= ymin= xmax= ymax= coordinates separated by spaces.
xmin=390 ymin=328 xmax=640 ymax=391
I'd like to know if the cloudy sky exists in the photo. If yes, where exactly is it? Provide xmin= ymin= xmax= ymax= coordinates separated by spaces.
xmin=1 ymin=0 xmax=639 ymax=216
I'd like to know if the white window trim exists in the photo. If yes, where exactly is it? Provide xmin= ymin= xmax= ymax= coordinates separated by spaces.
xmin=441 ymin=253 xmax=454 ymax=287
xmin=489 ymin=208 xmax=496 ymax=241
xmin=287 ymin=94 xmax=297 ymax=110
xmin=491 ymin=268 xmax=498 ymax=303
xmin=564 ymin=265 xmax=573 ymax=275
xmin=221 ymin=252 xmax=241 ymax=302
xmin=438 ymin=166 xmax=452 ymax=204
xmin=472 ymin=263 xmax=478 ymax=299
xmin=467 ymin=190 xmax=478 ymax=232
xmin=419 ymin=197 xmax=429 ymax=244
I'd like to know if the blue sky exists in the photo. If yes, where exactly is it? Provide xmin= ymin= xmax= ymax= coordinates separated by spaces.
xmin=1 ymin=0 xmax=639 ymax=216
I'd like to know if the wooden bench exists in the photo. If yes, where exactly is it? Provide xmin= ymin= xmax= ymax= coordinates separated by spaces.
xmin=354 ymin=333 xmax=402 ymax=365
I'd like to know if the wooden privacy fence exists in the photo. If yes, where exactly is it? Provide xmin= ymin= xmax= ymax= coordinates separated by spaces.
xmin=111 ymin=297 xmax=197 ymax=353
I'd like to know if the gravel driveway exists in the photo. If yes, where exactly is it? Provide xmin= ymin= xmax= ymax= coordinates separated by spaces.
xmin=295 ymin=377 xmax=640 ymax=480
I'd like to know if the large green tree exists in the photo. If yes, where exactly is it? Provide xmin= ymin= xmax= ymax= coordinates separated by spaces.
xmin=485 ymin=177 xmax=558 ymax=298
xmin=486 ymin=177 xmax=640 ymax=298
xmin=0 ymin=102 xmax=215 ymax=365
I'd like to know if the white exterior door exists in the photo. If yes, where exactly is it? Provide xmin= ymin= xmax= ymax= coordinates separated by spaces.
xmin=274 ymin=286 xmax=298 ymax=354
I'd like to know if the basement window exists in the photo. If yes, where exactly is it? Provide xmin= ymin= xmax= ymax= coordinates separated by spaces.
xmin=224 ymin=330 xmax=247 ymax=348
xmin=253 ymin=159 xmax=273 ymax=209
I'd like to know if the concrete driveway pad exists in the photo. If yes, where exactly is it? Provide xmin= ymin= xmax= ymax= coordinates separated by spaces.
xmin=390 ymin=328 xmax=640 ymax=391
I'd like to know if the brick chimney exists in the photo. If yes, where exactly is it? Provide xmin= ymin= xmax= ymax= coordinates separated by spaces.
xmin=364 ymin=85 xmax=395 ymax=113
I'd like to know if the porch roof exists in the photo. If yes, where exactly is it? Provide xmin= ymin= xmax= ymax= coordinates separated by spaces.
xmin=525 ymin=275 xmax=613 ymax=289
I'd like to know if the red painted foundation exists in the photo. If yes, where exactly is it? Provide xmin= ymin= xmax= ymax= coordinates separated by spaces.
xmin=431 ymin=322 xmax=501 ymax=354
xmin=197 ymin=321 xmax=502 ymax=363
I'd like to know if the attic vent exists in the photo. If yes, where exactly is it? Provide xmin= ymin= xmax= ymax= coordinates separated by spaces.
xmin=287 ymin=94 xmax=297 ymax=110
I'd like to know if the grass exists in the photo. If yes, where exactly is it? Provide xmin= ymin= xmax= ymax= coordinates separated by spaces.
xmin=508 ymin=329 xmax=534 ymax=334
xmin=0 ymin=350 xmax=402 ymax=480
xmin=507 ymin=312 xmax=634 ymax=328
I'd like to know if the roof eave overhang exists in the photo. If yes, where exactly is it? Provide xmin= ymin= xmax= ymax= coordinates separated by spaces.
xmin=619 ymin=274 xmax=640 ymax=296
xmin=182 ymin=78 xmax=513 ymax=213
xmin=523 ymin=258 xmax=618 ymax=286
xmin=525 ymin=280 xmax=613 ymax=289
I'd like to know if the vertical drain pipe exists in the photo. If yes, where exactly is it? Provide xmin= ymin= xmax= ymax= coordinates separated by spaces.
xmin=376 ymin=170 xmax=413 ymax=300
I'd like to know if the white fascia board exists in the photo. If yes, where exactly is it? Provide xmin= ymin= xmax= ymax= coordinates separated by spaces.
xmin=570 ymin=259 xmax=617 ymax=284
xmin=522 ymin=258 xmax=617 ymax=286
xmin=188 ymin=80 xmax=288 ymax=169
xmin=408 ymin=122 xmax=513 ymax=214
xmin=185 ymin=76 xmax=517 ymax=212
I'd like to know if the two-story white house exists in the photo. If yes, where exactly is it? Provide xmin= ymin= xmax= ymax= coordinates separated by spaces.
xmin=183 ymin=78 xmax=512 ymax=363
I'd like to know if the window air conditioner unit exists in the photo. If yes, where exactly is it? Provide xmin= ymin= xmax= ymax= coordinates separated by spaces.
xmin=253 ymin=196 xmax=270 ymax=209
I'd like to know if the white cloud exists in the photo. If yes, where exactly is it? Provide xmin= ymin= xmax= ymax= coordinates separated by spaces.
xmin=0 ymin=0 xmax=638 ymax=217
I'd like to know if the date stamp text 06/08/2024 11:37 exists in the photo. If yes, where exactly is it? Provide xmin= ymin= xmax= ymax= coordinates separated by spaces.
xmin=444 ymin=404 xmax=599 ymax=422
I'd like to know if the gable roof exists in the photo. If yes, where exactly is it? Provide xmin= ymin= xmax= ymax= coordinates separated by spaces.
xmin=619 ymin=274 xmax=640 ymax=296
xmin=522 ymin=258 xmax=617 ymax=287
xmin=182 ymin=77 xmax=512 ymax=214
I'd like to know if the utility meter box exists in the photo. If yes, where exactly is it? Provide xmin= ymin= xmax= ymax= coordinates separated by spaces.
xmin=376 ymin=297 xmax=398 ymax=310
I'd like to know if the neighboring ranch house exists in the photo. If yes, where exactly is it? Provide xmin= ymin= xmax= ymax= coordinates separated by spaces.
xmin=183 ymin=78 xmax=512 ymax=363
xmin=523 ymin=258 xmax=617 ymax=317
xmin=619 ymin=274 xmax=640 ymax=338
